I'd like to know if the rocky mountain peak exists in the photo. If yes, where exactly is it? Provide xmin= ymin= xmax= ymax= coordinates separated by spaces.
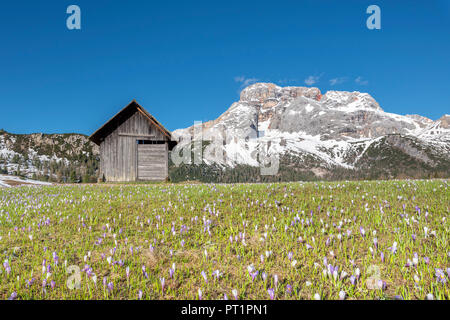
xmin=405 ymin=114 xmax=433 ymax=125
xmin=321 ymin=90 xmax=382 ymax=112
xmin=173 ymin=83 xmax=449 ymax=170
xmin=240 ymin=83 xmax=322 ymax=104
xmin=438 ymin=114 xmax=450 ymax=129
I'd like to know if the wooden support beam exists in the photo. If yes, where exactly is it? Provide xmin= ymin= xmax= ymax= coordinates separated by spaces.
xmin=118 ymin=133 xmax=156 ymax=138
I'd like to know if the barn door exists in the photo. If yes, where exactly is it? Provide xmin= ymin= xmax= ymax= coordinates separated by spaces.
xmin=137 ymin=143 xmax=168 ymax=181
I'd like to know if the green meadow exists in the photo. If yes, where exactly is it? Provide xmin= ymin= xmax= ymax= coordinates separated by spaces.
xmin=0 ymin=180 xmax=448 ymax=300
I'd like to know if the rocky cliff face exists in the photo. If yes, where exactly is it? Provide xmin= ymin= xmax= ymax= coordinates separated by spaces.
xmin=173 ymin=83 xmax=450 ymax=178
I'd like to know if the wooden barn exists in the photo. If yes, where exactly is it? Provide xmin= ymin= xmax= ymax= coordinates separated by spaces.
xmin=89 ymin=100 xmax=177 ymax=182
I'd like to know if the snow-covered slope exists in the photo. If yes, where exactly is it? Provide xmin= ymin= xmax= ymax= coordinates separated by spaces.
xmin=173 ymin=83 xmax=450 ymax=171
xmin=0 ymin=175 xmax=52 ymax=188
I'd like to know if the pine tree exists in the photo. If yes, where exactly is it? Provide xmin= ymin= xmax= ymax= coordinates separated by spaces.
xmin=69 ymin=170 xmax=77 ymax=183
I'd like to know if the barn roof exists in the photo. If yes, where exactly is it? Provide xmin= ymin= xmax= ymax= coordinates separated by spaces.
xmin=89 ymin=100 xmax=177 ymax=149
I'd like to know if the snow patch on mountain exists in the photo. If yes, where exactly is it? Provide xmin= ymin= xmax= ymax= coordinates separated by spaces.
xmin=0 ymin=174 xmax=52 ymax=188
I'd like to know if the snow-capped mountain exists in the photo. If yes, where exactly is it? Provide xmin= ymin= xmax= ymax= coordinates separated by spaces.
xmin=173 ymin=83 xmax=449 ymax=178
xmin=1 ymin=83 xmax=448 ymax=183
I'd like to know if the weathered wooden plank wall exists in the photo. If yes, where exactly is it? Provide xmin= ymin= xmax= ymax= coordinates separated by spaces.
xmin=137 ymin=144 xmax=168 ymax=180
xmin=99 ymin=111 xmax=169 ymax=182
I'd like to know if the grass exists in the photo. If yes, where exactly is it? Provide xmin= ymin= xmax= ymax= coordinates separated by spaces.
xmin=0 ymin=179 xmax=448 ymax=300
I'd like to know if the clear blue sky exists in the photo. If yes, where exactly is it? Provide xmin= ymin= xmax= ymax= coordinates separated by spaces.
xmin=0 ymin=0 xmax=449 ymax=134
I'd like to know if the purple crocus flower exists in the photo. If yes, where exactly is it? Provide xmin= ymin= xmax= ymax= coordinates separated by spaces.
xmin=435 ymin=269 xmax=447 ymax=284
xmin=381 ymin=251 xmax=385 ymax=263
xmin=107 ymin=282 xmax=114 ymax=293
xmin=251 ymin=270 xmax=259 ymax=281
xmin=268 ymin=288 xmax=275 ymax=300
xmin=198 ymin=288 xmax=202 ymax=300
xmin=332 ymin=269 xmax=339 ymax=281
xmin=286 ymin=284 xmax=292 ymax=295
xmin=8 ymin=292 xmax=17 ymax=300
xmin=378 ymin=280 xmax=387 ymax=291
xmin=138 ymin=290 xmax=143 ymax=300
xmin=354 ymin=268 xmax=361 ymax=280
xmin=201 ymin=270 xmax=208 ymax=283
xmin=389 ymin=242 xmax=398 ymax=254
xmin=288 ymin=252 xmax=293 ymax=261
xmin=423 ymin=257 xmax=430 ymax=264
xmin=50 ymin=280 xmax=56 ymax=289
xmin=160 ymin=277 xmax=166 ymax=292
xmin=126 ymin=266 xmax=130 ymax=279
xmin=274 ymin=274 xmax=278 ymax=289
xmin=339 ymin=290 xmax=346 ymax=300
xmin=26 ymin=278 xmax=35 ymax=288
xmin=349 ymin=275 xmax=356 ymax=285
xmin=142 ymin=265 xmax=148 ymax=279
xmin=3 ymin=261 xmax=11 ymax=275
xmin=52 ymin=252 xmax=59 ymax=266
xmin=212 ymin=269 xmax=220 ymax=280
xmin=262 ymin=272 xmax=267 ymax=282
xmin=359 ymin=227 xmax=366 ymax=237
xmin=232 ymin=289 xmax=238 ymax=300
